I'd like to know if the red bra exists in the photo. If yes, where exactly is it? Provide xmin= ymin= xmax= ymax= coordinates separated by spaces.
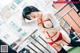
xmin=38 ymin=18 xmax=53 ymax=28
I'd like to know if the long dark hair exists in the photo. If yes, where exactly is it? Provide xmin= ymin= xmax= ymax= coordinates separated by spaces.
xmin=22 ymin=6 xmax=40 ymax=20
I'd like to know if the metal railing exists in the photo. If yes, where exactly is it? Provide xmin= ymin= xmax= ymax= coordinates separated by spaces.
xmin=54 ymin=3 xmax=80 ymax=37
xmin=11 ymin=29 xmax=56 ymax=53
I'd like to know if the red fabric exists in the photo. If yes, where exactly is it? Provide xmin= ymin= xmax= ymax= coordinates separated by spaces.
xmin=46 ymin=32 xmax=62 ymax=46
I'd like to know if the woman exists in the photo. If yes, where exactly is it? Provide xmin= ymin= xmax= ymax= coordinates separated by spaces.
xmin=22 ymin=6 xmax=71 ymax=53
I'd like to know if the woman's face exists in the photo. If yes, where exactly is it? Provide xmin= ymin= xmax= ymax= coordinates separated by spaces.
xmin=25 ymin=12 xmax=40 ymax=22
xmin=28 ymin=12 xmax=40 ymax=20
xmin=28 ymin=12 xmax=53 ymax=28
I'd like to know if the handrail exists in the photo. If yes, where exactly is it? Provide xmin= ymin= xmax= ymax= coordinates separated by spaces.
xmin=55 ymin=7 xmax=74 ymax=21
xmin=55 ymin=4 xmax=68 ymax=15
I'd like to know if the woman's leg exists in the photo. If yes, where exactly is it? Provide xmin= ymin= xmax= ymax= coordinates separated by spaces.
xmin=69 ymin=40 xmax=80 ymax=47
xmin=58 ymin=48 xmax=67 ymax=53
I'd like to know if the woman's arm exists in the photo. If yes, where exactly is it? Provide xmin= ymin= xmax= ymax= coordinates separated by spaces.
xmin=62 ymin=33 xmax=71 ymax=45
